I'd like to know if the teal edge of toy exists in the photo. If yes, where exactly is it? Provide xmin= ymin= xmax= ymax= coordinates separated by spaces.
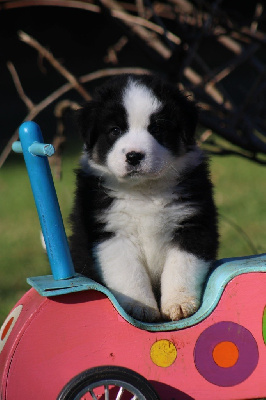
xmin=27 ymin=253 xmax=266 ymax=332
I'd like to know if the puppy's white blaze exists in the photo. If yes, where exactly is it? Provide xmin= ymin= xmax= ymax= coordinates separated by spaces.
xmin=123 ymin=79 xmax=161 ymax=130
xmin=106 ymin=128 xmax=172 ymax=180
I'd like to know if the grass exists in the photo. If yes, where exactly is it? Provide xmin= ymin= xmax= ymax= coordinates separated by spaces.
xmin=211 ymin=155 xmax=266 ymax=257
xmin=0 ymin=147 xmax=266 ymax=324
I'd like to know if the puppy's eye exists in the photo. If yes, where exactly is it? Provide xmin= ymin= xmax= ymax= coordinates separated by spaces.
xmin=108 ymin=127 xmax=122 ymax=138
xmin=149 ymin=123 xmax=160 ymax=135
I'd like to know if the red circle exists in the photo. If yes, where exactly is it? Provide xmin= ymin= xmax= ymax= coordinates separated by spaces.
xmin=212 ymin=341 xmax=239 ymax=368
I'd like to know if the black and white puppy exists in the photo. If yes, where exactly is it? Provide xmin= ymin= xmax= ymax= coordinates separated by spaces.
xmin=69 ymin=74 xmax=219 ymax=322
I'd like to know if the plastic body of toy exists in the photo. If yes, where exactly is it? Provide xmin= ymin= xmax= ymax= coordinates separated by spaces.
xmin=1 ymin=122 xmax=266 ymax=400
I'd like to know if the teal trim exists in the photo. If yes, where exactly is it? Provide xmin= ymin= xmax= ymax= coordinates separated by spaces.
xmin=28 ymin=253 xmax=266 ymax=332
xmin=28 ymin=142 xmax=55 ymax=157
xmin=12 ymin=141 xmax=23 ymax=153
xmin=12 ymin=141 xmax=55 ymax=157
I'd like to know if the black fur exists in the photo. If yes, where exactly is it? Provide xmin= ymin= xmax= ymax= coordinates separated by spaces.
xmin=69 ymin=171 xmax=114 ymax=281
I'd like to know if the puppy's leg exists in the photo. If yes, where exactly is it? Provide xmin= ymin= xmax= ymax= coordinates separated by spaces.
xmin=95 ymin=236 xmax=160 ymax=322
xmin=161 ymin=247 xmax=211 ymax=321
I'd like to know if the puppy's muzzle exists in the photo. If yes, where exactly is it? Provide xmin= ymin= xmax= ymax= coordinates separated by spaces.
xmin=126 ymin=151 xmax=145 ymax=167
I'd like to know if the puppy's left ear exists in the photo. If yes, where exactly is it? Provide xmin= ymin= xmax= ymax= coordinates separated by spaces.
xmin=75 ymin=101 xmax=98 ymax=149
xmin=166 ymin=81 xmax=198 ymax=147
xmin=180 ymin=96 xmax=198 ymax=146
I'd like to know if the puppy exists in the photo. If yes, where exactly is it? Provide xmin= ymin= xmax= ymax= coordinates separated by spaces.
xmin=69 ymin=74 xmax=219 ymax=322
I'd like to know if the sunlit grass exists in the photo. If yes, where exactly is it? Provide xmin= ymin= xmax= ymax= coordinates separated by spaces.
xmin=211 ymin=155 xmax=266 ymax=258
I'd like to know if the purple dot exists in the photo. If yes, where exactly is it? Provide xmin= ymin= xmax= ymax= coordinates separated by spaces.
xmin=194 ymin=321 xmax=259 ymax=387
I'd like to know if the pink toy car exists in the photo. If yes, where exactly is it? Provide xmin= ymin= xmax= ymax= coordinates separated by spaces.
xmin=1 ymin=122 xmax=266 ymax=400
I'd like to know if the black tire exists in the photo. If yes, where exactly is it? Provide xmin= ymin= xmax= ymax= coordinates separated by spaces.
xmin=58 ymin=365 xmax=160 ymax=400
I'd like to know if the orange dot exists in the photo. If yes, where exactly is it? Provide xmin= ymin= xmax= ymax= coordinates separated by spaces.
xmin=212 ymin=341 xmax=239 ymax=368
xmin=1 ymin=317 xmax=14 ymax=341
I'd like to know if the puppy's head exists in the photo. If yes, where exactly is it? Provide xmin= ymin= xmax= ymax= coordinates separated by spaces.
xmin=78 ymin=74 xmax=198 ymax=184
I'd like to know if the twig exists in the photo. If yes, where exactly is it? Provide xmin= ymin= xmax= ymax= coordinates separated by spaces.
xmin=202 ymin=43 xmax=260 ymax=86
xmin=251 ymin=2 xmax=264 ymax=33
xmin=111 ymin=7 xmax=181 ymax=46
xmin=7 ymin=61 xmax=35 ymax=110
xmin=99 ymin=0 xmax=175 ymax=59
xmin=136 ymin=0 xmax=146 ymax=18
xmin=0 ymin=0 xmax=100 ymax=13
xmin=184 ymin=67 xmax=233 ymax=109
xmin=51 ymin=100 xmax=80 ymax=180
xmin=18 ymin=30 xmax=91 ymax=101
xmin=79 ymin=66 xmax=151 ymax=84
xmin=104 ymin=36 xmax=128 ymax=64
xmin=198 ymin=129 xmax=213 ymax=145
xmin=4 ymin=1 xmax=181 ymax=47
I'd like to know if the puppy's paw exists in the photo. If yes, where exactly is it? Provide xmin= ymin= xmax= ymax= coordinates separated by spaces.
xmin=161 ymin=296 xmax=200 ymax=321
xmin=125 ymin=302 xmax=161 ymax=322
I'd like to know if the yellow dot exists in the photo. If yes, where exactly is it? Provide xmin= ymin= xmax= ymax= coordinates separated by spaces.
xmin=213 ymin=341 xmax=239 ymax=368
xmin=150 ymin=339 xmax=177 ymax=367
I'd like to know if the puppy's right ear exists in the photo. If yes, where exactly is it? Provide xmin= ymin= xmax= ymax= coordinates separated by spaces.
xmin=75 ymin=101 xmax=98 ymax=149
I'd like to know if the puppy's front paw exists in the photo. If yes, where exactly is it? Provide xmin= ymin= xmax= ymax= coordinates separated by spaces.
xmin=125 ymin=301 xmax=161 ymax=322
xmin=161 ymin=296 xmax=200 ymax=321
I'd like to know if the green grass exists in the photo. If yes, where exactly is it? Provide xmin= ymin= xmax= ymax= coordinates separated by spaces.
xmin=211 ymin=155 xmax=266 ymax=257
xmin=0 ymin=149 xmax=265 ymax=324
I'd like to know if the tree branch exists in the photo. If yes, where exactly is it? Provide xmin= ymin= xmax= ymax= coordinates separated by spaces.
xmin=7 ymin=61 xmax=35 ymax=110
xmin=18 ymin=30 xmax=91 ymax=101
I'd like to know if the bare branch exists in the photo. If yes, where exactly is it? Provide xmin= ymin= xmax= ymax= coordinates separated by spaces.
xmin=1 ymin=0 xmax=100 ymax=13
xmin=104 ymin=36 xmax=128 ymax=64
xmin=111 ymin=7 xmax=181 ymax=46
xmin=198 ymin=129 xmax=213 ymax=145
xmin=251 ymin=2 xmax=264 ymax=33
xmin=136 ymin=0 xmax=146 ymax=18
xmin=79 ymin=66 xmax=151 ymax=84
xmin=52 ymin=100 xmax=80 ymax=180
xmin=7 ymin=61 xmax=35 ymax=110
xmin=18 ymin=30 xmax=91 ymax=101
xmin=99 ymin=0 xmax=176 ymax=59
xmin=184 ymin=67 xmax=233 ymax=110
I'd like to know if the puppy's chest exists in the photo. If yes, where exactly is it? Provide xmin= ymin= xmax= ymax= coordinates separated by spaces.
xmin=102 ymin=190 xmax=187 ymax=242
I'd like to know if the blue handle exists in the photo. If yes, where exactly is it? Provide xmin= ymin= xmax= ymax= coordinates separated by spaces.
xmin=14 ymin=121 xmax=75 ymax=280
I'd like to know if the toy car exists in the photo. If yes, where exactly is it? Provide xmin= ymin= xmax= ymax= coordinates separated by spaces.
xmin=1 ymin=121 xmax=266 ymax=400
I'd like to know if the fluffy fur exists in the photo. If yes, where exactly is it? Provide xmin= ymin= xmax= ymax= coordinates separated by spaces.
xmin=69 ymin=74 xmax=219 ymax=322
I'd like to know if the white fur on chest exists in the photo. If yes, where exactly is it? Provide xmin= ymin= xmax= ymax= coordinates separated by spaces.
xmin=93 ymin=182 xmax=209 ymax=323
xmin=99 ymin=187 xmax=195 ymax=280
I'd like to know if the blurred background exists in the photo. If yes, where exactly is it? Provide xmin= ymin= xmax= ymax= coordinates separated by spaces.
xmin=0 ymin=0 xmax=266 ymax=324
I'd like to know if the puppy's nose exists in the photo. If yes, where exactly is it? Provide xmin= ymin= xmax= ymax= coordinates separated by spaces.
xmin=126 ymin=151 xmax=145 ymax=166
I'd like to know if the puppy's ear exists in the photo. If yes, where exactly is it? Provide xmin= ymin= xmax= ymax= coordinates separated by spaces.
xmin=181 ymin=97 xmax=198 ymax=146
xmin=75 ymin=101 xmax=98 ymax=149
xmin=164 ymin=81 xmax=198 ymax=147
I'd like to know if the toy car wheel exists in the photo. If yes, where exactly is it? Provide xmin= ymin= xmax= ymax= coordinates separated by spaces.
xmin=58 ymin=365 xmax=160 ymax=400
